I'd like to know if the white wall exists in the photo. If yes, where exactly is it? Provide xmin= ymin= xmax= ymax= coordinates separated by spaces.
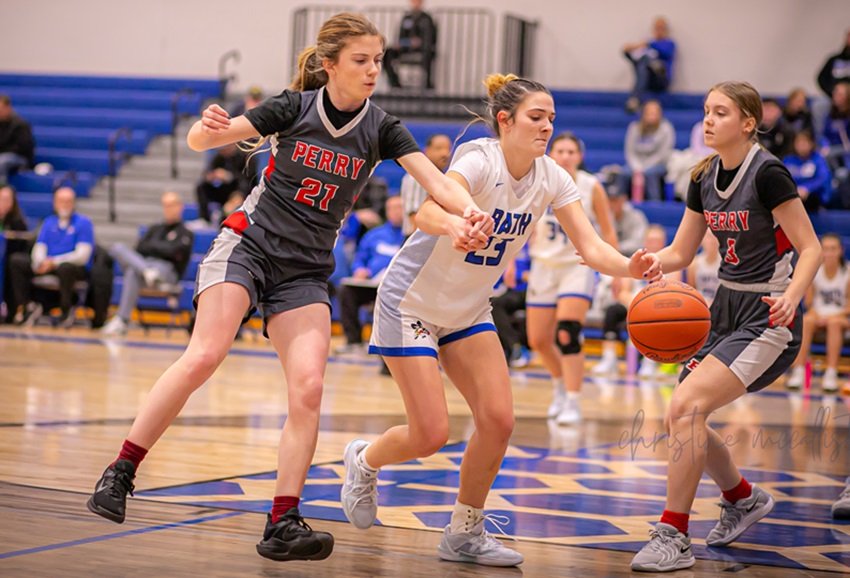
xmin=3 ymin=0 xmax=849 ymax=96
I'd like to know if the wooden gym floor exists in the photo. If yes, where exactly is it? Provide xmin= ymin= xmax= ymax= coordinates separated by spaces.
xmin=1 ymin=326 xmax=848 ymax=577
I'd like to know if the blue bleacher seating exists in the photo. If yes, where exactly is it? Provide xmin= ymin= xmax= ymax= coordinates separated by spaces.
xmin=0 ymin=73 xmax=222 ymax=196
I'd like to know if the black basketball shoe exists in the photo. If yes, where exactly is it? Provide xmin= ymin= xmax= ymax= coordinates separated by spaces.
xmin=86 ymin=459 xmax=136 ymax=523
xmin=256 ymin=508 xmax=334 ymax=561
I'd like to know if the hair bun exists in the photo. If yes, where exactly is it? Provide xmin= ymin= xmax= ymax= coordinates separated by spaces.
xmin=483 ymin=73 xmax=519 ymax=99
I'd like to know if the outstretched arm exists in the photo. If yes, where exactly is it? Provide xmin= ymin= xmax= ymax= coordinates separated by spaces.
xmin=187 ymin=104 xmax=260 ymax=151
xmin=554 ymin=201 xmax=661 ymax=280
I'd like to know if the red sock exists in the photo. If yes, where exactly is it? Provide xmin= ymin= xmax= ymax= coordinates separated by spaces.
xmin=722 ymin=477 xmax=752 ymax=504
xmin=271 ymin=496 xmax=300 ymax=524
xmin=660 ymin=510 xmax=689 ymax=534
xmin=112 ymin=439 xmax=148 ymax=469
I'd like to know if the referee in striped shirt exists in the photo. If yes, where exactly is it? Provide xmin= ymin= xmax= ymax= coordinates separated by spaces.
xmin=400 ymin=133 xmax=451 ymax=235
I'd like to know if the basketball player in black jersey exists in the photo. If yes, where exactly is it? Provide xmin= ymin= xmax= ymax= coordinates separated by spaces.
xmin=86 ymin=13 xmax=492 ymax=562
xmin=631 ymin=81 xmax=822 ymax=573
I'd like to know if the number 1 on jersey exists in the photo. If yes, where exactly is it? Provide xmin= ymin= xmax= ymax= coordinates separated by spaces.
xmin=294 ymin=178 xmax=338 ymax=211
xmin=724 ymin=238 xmax=740 ymax=265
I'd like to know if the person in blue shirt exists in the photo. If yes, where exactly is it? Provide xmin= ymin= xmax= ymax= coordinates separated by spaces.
xmin=335 ymin=195 xmax=406 ymax=354
xmin=785 ymin=130 xmax=834 ymax=213
xmin=623 ymin=17 xmax=676 ymax=113
xmin=8 ymin=187 xmax=94 ymax=327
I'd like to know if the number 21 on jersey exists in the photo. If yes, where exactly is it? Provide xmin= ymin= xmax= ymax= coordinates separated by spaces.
xmin=294 ymin=177 xmax=338 ymax=211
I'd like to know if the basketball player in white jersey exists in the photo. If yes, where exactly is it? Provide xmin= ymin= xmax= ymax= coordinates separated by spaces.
xmin=630 ymin=81 xmax=821 ymax=573
xmin=526 ymin=132 xmax=618 ymax=425
xmin=339 ymin=74 xmax=662 ymax=567
xmin=686 ymin=229 xmax=721 ymax=305
xmin=786 ymin=233 xmax=849 ymax=392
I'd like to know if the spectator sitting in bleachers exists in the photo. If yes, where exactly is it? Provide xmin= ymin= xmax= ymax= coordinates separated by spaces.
xmin=383 ymin=0 xmax=438 ymax=90
xmin=686 ymin=229 xmax=720 ymax=306
xmin=621 ymin=100 xmax=675 ymax=201
xmin=786 ymin=233 xmax=849 ymax=392
xmin=592 ymin=225 xmax=670 ymax=377
xmin=8 ymin=187 xmax=93 ymax=328
xmin=1 ymin=184 xmax=31 ymax=323
xmin=785 ymin=130 xmax=834 ymax=213
xmin=400 ymin=133 xmax=451 ymax=235
xmin=759 ymin=98 xmax=795 ymax=159
xmin=0 ymin=95 xmax=35 ymax=184
xmin=195 ymin=143 xmax=255 ymax=224
xmin=622 ymin=17 xmax=676 ymax=113
xmin=608 ymin=186 xmax=649 ymax=257
xmin=783 ymin=88 xmax=815 ymax=136
xmin=491 ymin=242 xmax=531 ymax=367
xmin=334 ymin=195 xmax=405 ymax=355
xmin=815 ymin=30 xmax=850 ymax=138
xmin=666 ymin=120 xmax=712 ymax=201
xmin=821 ymin=81 xmax=850 ymax=169
xmin=102 ymin=192 xmax=194 ymax=336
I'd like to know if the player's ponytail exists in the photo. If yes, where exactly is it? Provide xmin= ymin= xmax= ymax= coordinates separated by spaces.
xmin=290 ymin=45 xmax=327 ymax=92
xmin=478 ymin=73 xmax=550 ymax=137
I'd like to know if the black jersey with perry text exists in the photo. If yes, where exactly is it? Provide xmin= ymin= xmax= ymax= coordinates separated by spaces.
xmin=687 ymin=146 xmax=799 ymax=290
xmin=235 ymin=87 xmax=419 ymax=251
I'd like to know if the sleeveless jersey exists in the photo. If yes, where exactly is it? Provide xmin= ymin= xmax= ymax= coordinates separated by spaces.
xmin=379 ymin=138 xmax=579 ymax=327
xmin=812 ymin=265 xmax=849 ymax=316
xmin=229 ymin=87 xmax=386 ymax=251
xmin=698 ymin=146 xmax=794 ymax=291
xmin=529 ymin=170 xmax=598 ymax=266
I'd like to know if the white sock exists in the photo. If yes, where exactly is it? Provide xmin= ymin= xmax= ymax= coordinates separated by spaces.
xmin=565 ymin=390 xmax=580 ymax=403
xmin=449 ymin=501 xmax=483 ymax=534
xmin=551 ymin=378 xmax=565 ymax=394
xmin=357 ymin=445 xmax=378 ymax=473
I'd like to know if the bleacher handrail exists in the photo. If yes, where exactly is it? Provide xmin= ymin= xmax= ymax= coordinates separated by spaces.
xmin=108 ymin=127 xmax=133 ymax=223
xmin=218 ymin=49 xmax=240 ymax=100
xmin=170 ymin=88 xmax=196 ymax=180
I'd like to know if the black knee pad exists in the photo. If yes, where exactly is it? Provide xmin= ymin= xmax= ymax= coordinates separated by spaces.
xmin=556 ymin=320 xmax=584 ymax=355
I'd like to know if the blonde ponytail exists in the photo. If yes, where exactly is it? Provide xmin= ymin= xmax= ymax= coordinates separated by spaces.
xmin=483 ymin=73 xmax=518 ymax=99
xmin=290 ymin=45 xmax=328 ymax=92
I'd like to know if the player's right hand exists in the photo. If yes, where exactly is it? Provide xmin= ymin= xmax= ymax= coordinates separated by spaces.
xmin=463 ymin=206 xmax=494 ymax=241
xmin=201 ymin=104 xmax=231 ymax=134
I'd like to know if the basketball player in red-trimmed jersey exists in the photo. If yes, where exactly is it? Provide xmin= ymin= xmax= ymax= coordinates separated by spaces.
xmin=630 ymin=81 xmax=821 ymax=573
xmin=85 ymin=13 xmax=492 ymax=562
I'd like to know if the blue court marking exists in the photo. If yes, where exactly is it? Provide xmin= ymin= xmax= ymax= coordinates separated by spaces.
xmin=503 ymin=493 xmax=675 ymax=517
xmin=824 ymin=550 xmax=850 ymax=568
xmin=414 ymin=509 xmax=627 ymax=539
xmin=242 ymin=466 xmax=340 ymax=481
xmin=774 ymin=484 xmax=848 ymax=500
xmin=636 ymin=464 xmax=803 ymax=483
xmin=577 ymin=477 xmax=720 ymax=499
xmin=688 ymin=519 xmax=850 ymax=548
xmin=586 ymin=540 xmax=809 ymax=570
xmin=136 ymin=480 xmax=245 ymax=498
xmin=3 ymin=330 xmax=845 ymax=403
xmin=0 ymin=511 xmax=243 ymax=559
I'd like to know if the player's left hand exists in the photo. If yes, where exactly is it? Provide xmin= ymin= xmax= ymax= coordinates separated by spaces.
xmin=628 ymin=248 xmax=662 ymax=282
xmin=761 ymin=295 xmax=796 ymax=327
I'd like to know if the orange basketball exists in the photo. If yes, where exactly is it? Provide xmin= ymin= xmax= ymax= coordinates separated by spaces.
xmin=627 ymin=280 xmax=711 ymax=364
